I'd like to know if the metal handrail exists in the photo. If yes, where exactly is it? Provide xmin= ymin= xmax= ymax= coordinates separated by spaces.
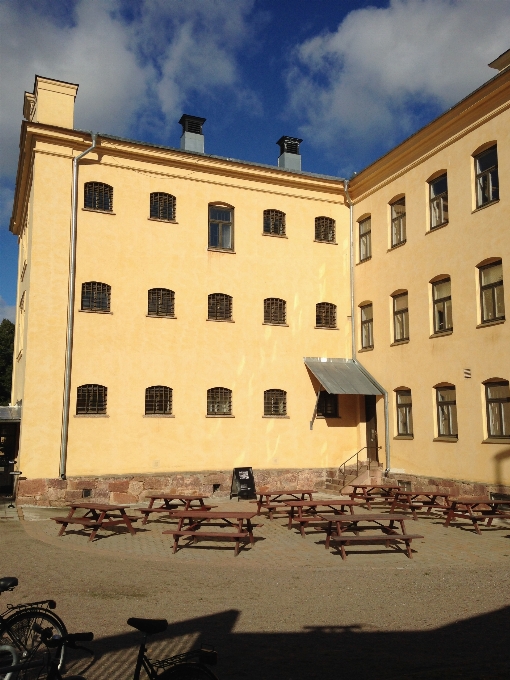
xmin=337 ymin=446 xmax=382 ymax=488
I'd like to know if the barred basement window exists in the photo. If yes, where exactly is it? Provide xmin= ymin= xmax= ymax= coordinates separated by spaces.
xmin=84 ymin=182 xmax=113 ymax=212
xmin=208 ymin=293 xmax=233 ymax=320
xmin=81 ymin=282 xmax=111 ymax=312
xmin=207 ymin=387 xmax=232 ymax=415
xmin=145 ymin=386 xmax=172 ymax=415
xmin=263 ymin=209 xmax=286 ymax=236
xmin=316 ymin=302 xmax=337 ymax=329
xmin=315 ymin=216 xmax=336 ymax=243
xmin=148 ymin=288 xmax=175 ymax=317
xmin=76 ymin=384 xmax=107 ymax=414
xmin=150 ymin=192 xmax=176 ymax=221
xmin=264 ymin=298 xmax=286 ymax=325
xmin=317 ymin=391 xmax=338 ymax=418
xmin=264 ymin=389 xmax=287 ymax=416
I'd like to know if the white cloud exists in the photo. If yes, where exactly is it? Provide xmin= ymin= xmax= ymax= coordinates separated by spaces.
xmin=286 ymin=0 xmax=510 ymax=165
xmin=0 ymin=295 xmax=15 ymax=323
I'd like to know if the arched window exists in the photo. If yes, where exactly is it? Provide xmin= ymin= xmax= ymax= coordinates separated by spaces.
xmin=150 ymin=192 xmax=176 ymax=221
xmin=395 ymin=388 xmax=413 ymax=436
xmin=76 ymin=384 xmax=107 ymax=415
xmin=209 ymin=204 xmax=234 ymax=251
xmin=484 ymin=379 xmax=510 ymax=438
xmin=478 ymin=260 xmax=505 ymax=323
xmin=474 ymin=145 xmax=498 ymax=208
xmin=435 ymin=384 xmax=457 ymax=438
xmin=428 ymin=173 xmax=448 ymax=229
xmin=264 ymin=389 xmax=287 ymax=416
xmin=358 ymin=216 xmax=371 ymax=260
xmin=84 ymin=182 xmax=113 ymax=212
xmin=392 ymin=291 xmax=409 ymax=342
xmin=207 ymin=387 xmax=232 ymax=415
xmin=316 ymin=302 xmax=337 ymax=329
xmin=264 ymin=298 xmax=286 ymax=325
xmin=208 ymin=293 xmax=232 ymax=321
xmin=360 ymin=303 xmax=373 ymax=349
xmin=432 ymin=277 xmax=452 ymax=333
xmin=390 ymin=197 xmax=406 ymax=247
xmin=315 ymin=216 xmax=336 ymax=243
xmin=263 ymin=209 xmax=286 ymax=236
xmin=148 ymin=288 xmax=175 ymax=317
xmin=81 ymin=282 xmax=111 ymax=312
xmin=145 ymin=386 xmax=172 ymax=415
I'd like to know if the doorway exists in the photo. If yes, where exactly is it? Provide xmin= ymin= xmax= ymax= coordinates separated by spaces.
xmin=365 ymin=395 xmax=379 ymax=463
xmin=0 ymin=423 xmax=19 ymax=496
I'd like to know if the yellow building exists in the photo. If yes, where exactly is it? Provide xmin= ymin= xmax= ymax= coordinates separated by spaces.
xmin=6 ymin=49 xmax=510 ymax=505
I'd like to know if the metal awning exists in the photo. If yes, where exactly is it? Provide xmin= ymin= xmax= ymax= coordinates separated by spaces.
xmin=304 ymin=358 xmax=382 ymax=395
xmin=0 ymin=405 xmax=21 ymax=422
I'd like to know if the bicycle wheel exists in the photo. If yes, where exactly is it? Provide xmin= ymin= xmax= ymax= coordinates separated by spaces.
xmin=0 ymin=608 xmax=67 ymax=680
xmin=158 ymin=662 xmax=218 ymax=679
xmin=0 ymin=644 xmax=20 ymax=680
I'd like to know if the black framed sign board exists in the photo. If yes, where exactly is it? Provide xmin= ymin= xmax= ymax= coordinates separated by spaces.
xmin=230 ymin=467 xmax=257 ymax=500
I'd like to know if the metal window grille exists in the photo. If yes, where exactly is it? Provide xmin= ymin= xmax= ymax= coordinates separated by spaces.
xmin=485 ymin=381 xmax=510 ymax=438
xmin=359 ymin=218 xmax=371 ymax=260
xmin=207 ymin=387 xmax=232 ymax=415
xmin=433 ymin=278 xmax=453 ymax=333
xmin=264 ymin=389 xmax=287 ymax=416
xmin=391 ymin=198 xmax=406 ymax=247
xmin=396 ymin=390 xmax=413 ymax=435
xmin=475 ymin=146 xmax=499 ymax=208
xmin=315 ymin=216 xmax=336 ymax=243
xmin=263 ymin=210 xmax=286 ymax=236
xmin=316 ymin=302 xmax=337 ymax=328
xmin=148 ymin=288 xmax=175 ymax=317
xmin=76 ymin=384 xmax=107 ymax=414
xmin=81 ymin=281 xmax=111 ymax=311
xmin=479 ymin=261 xmax=505 ymax=323
xmin=429 ymin=175 xmax=448 ymax=229
xmin=393 ymin=293 xmax=409 ymax=341
xmin=317 ymin=391 xmax=338 ymax=418
xmin=145 ymin=385 xmax=172 ymax=415
xmin=208 ymin=293 xmax=232 ymax=320
xmin=436 ymin=386 xmax=458 ymax=437
xmin=360 ymin=304 xmax=373 ymax=349
xmin=264 ymin=298 xmax=286 ymax=325
xmin=150 ymin=192 xmax=176 ymax=221
xmin=84 ymin=182 xmax=113 ymax=211
xmin=209 ymin=206 xmax=233 ymax=250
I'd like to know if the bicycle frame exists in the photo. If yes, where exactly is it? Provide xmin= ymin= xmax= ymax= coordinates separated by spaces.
xmin=133 ymin=634 xmax=158 ymax=680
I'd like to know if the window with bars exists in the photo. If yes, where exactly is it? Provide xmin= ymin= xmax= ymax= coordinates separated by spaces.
xmin=475 ymin=145 xmax=499 ymax=208
xmin=76 ymin=384 xmax=107 ymax=415
xmin=263 ymin=209 xmax=286 ymax=236
xmin=429 ymin=174 xmax=448 ymax=229
xmin=264 ymin=298 xmax=286 ymax=325
xmin=84 ymin=182 xmax=113 ymax=212
xmin=479 ymin=260 xmax=505 ymax=323
xmin=145 ymin=386 xmax=172 ymax=415
xmin=396 ymin=390 xmax=413 ymax=436
xmin=315 ymin=216 xmax=336 ymax=243
xmin=485 ymin=381 xmax=510 ymax=438
xmin=150 ymin=192 xmax=176 ymax=221
xmin=81 ymin=282 xmax=111 ymax=312
xmin=209 ymin=206 xmax=234 ymax=250
xmin=264 ymin=389 xmax=287 ymax=416
xmin=317 ymin=391 xmax=338 ymax=418
xmin=359 ymin=217 xmax=371 ymax=261
xmin=436 ymin=386 xmax=458 ymax=438
xmin=390 ymin=198 xmax=406 ymax=247
xmin=207 ymin=387 xmax=232 ymax=415
xmin=433 ymin=278 xmax=453 ymax=333
xmin=360 ymin=304 xmax=373 ymax=349
xmin=148 ymin=288 xmax=175 ymax=317
xmin=393 ymin=292 xmax=409 ymax=342
xmin=208 ymin=293 xmax=233 ymax=320
xmin=316 ymin=302 xmax=337 ymax=329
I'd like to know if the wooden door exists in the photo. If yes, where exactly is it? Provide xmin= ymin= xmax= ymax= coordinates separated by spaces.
xmin=365 ymin=396 xmax=379 ymax=463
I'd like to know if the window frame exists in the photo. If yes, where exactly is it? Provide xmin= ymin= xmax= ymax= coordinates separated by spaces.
xmin=359 ymin=217 xmax=372 ymax=261
xmin=315 ymin=302 xmax=337 ymax=329
xmin=485 ymin=381 xmax=510 ymax=439
xmin=392 ymin=292 xmax=409 ymax=342
xmin=208 ymin=293 xmax=233 ymax=321
xmin=390 ymin=198 xmax=406 ymax=248
xmin=84 ymin=182 xmax=113 ymax=212
xmin=263 ymin=389 xmax=287 ymax=417
xmin=315 ymin=216 xmax=336 ymax=243
xmin=150 ymin=192 xmax=176 ymax=222
xmin=479 ymin=261 xmax=505 ymax=324
xmin=263 ymin=209 xmax=286 ymax=237
xmin=207 ymin=387 xmax=232 ymax=416
xmin=264 ymin=298 xmax=287 ymax=325
xmin=475 ymin=145 xmax=499 ymax=208
xmin=360 ymin=304 xmax=373 ymax=349
xmin=429 ymin=174 xmax=448 ymax=229
xmin=432 ymin=278 xmax=453 ymax=333
xmin=145 ymin=385 xmax=173 ymax=416
xmin=396 ymin=389 xmax=413 ymax=436
xmin=76 ymin=384 xmax=107 ymax=415
xmin=316 ymin=391 xmax=339 ymax=418
xmin=435 ymin=386 xmax=458 ymax=438
xmin=81 ymin=281 xmax=111 ymax=312
xmin=147 ymin=288 xmax=175 ymax=318
xmin=208 ymin=204 xmax=234 ymax=252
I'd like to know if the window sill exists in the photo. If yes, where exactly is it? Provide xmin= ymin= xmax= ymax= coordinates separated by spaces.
xmin=316 ymin=416 xmax=341 ymax=420
xmin=430 ymin=330 xmax=453 ymax=338
xmin=433 ymin=437 xmax=458 ymax=443
xmin=394 ymin=435 xmax=414 ymax=440
xmin=472 ymin=199 xmax=499 ymax=214
xmin=262 ymin=232 xmax=288 ymax=239
xmin=482 ymin=437 xmax=510 ymax=444
xmin=314 ymin=326 xmax=339 ymax=330
xmin=144 ymin=414 xmax=175 ymax=418
xmin=206 ymin=415 xmax=235 ymax=418
xmin=82 ymin=208 xmax=115 ymax=215
xmin=207 ymin=247 xmax=236 ymax=254
xmin=262 ymin=415 xmax=290 ymax=419
xmin=476 ymin=319 xmax=505 ymax=329
xmin=426 ymin=222 xmax=449 ymax=235
xmin=146 ymin=315 xmax=176 ymax=319
xmin=314 ymin=240 xmax=337 ymax=245
xmin=358 ymin=346 xmax=374 ymax=353
xmin=388 ymin=241 xmax=407 ymax=252
xmin=79 ymin=309 xmax=113 ymax=314
xmin=148 ymin=217 xmax=178 ymax=224
xmin=357 ymin=256 xmax=372 ymax=264
xmin=207 ymin=318 xmax=235 ymax=323
xmin=74 ymin=414 xmax=109 ymax=418
xmin=390 ymin=339 xmax=410 ymax=346
xmin=262 ymin=322 xmax=288 ymax=327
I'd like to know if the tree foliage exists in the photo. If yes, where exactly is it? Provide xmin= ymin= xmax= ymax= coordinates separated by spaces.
xmin=0 ymin=319 xmax=15 ymax=406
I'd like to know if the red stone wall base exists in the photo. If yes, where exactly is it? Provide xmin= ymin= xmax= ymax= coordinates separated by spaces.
xmin=383 ymin=472 xmax=510 ymax=498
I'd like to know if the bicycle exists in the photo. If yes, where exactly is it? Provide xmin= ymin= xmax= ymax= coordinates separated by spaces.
xmin=0 ymin=577 xmax=67 ymax=680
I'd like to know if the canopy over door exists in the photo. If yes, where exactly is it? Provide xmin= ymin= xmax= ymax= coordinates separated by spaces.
xmin=304 ymin=358 xmax=382 ymax=395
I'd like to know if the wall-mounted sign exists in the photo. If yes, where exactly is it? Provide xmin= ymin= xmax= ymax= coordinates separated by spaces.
xmin=230 ymin=467 xmax=256 ymax=500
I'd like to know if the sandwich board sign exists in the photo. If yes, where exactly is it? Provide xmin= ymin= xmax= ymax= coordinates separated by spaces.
xmin=230 ymin=467 xmax=256 ymax=500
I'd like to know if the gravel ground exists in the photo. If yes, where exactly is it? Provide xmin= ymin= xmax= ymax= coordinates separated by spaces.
xmin=1 ymin=502 xmax=510 ymax=679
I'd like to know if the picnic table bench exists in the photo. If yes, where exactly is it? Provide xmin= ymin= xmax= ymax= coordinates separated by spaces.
xmin=443 ymin=497 xmax=510 ymax=535
xmin=389 ymin=490 xmax=453 ymax=518
xmin=349 ymin=484 xmax=401 ymax=509
xmin=284 ymin=499 xmax=362 ymax=537
xmin=51 ymin=503 xmax=138 ymax=542
xmin=255 ymin=489 xmax=315 ymax=519
xmin=139 ymin=494 xmax=216 ymax=525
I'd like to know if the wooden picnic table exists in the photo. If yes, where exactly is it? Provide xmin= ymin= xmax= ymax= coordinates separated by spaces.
xmin=389 ymin=490 xmax=452 ymax=519
xmin=139 ymin=494 xmax=215 ymax=525
xmin=284 ymin=499 xmax=362 ymax=537
xmin=162 ymin=511 xmax=259 ymax=556
xmin=443 ymin=497 xmax=510 ymax=535
xmin=51 ymin=502 xmax=138 ymax=542
xmin=349 ymin=484 xmax=401 ymax=508
xmin=256 ymin=489 xmax=315 ymax=519
xmin=317 ymin=513 xmax=424 ymax=560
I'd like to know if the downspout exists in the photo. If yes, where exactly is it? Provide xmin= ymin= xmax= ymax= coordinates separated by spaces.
xmin=344 ymin=179 xmax=391 ymax=475
xmin=59 ymin=133 xmax=97 ymax=479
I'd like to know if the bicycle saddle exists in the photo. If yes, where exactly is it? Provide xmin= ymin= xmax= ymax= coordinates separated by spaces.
xmin=127 ymin=618 xmax=168 ymax=635
xmin=0 ymin=577 xmax=18 ymax=592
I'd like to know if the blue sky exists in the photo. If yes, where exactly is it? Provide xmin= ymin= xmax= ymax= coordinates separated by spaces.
xmin=1 ymin=0 xmax=509 ymax=319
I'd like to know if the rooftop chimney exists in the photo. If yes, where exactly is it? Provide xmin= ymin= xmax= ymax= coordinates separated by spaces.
xmin=488 ymin=48 xmax=510 ymax=73
xmin=277 ymin=136 xmax=303 ymax=172
xmin=179 ymin=114 xmax=206 ymax=153
xmin=23 ymin=76 xmax=79 ymax=128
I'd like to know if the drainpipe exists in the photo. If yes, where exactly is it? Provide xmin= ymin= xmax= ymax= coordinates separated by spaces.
xmin=344 ymin=179 xmax=391 ymax=475
xmin=59 ymin=133 xmax=98 ymax=479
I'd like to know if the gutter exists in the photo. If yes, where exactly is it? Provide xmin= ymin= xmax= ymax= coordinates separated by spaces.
xmin=59 ymin=133 xmax=97 ymax=479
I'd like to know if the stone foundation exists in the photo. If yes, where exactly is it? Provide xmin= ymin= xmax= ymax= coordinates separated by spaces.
xmin=383 ymin=472 xmax=510 ymax=498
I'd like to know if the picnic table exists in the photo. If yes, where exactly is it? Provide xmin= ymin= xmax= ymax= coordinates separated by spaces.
xmin=51 ymin=502 xmax=138 ymax=542
xmin=317 ymin=513 xmax=424 ymax=560
xmin=389 ymin=490 xmax=452 ymax=518
xmin=162 ymin=511 xmax=259 ymax=556
xmin=349 ymin=484 xmax=401 ymax=508
xmin=256 ymin=489 xmax=315 ymax=519
xmin=443 ymin=497 xmax=510 ymax=535
xmin=284 ymin=499 xmax=361 ymax=537
xmin=139 ymin=494 xmax=215 ymax=525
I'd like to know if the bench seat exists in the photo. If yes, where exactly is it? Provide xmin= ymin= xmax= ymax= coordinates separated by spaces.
xmin=330 ymin=533 xmax=424 ymax=560
xmin=51 ymin=517 xmax=99 ymax=526
xmin=163 ymin=529 xmax=252 ymax=556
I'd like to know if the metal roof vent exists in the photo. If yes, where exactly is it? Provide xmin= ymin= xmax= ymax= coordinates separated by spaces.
xmin=179 ymin=114 xmax=206 ymax=153
xmin=277 ymin=136 xmax=303 ymax=171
